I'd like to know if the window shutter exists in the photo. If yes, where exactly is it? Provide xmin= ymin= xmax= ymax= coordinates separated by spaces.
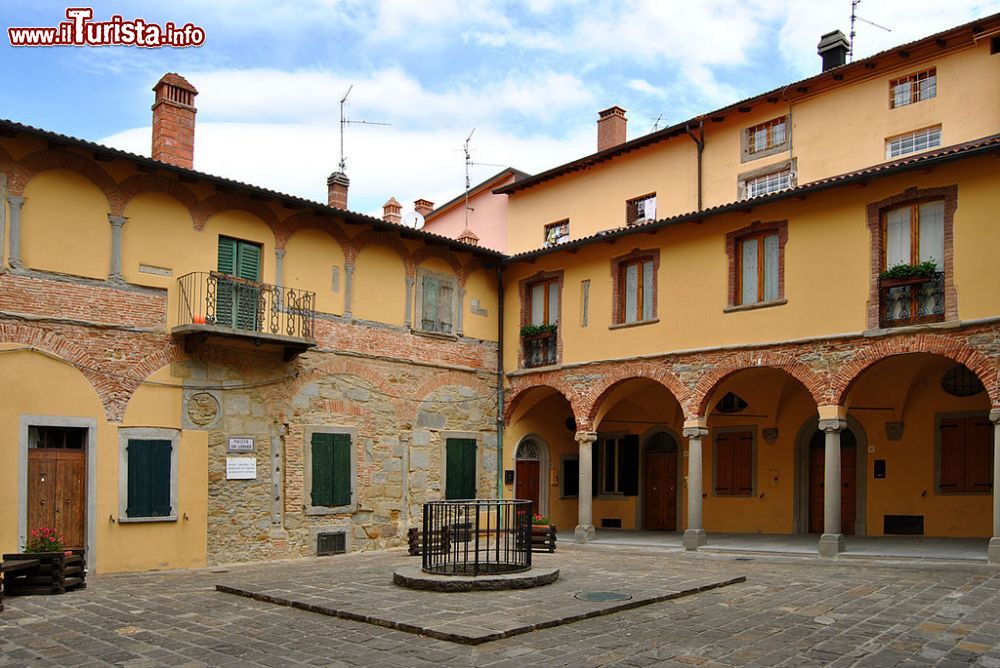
xmin=734 ymin=432 xmax=753 ymax=495
xmin=624 ymin=263 xmax=639 ymax=323
xmin=885 ymin=207 xmax=911 ymax=268
xmin=126 ymin=440 xmax=150 ymax=517
xmin=422 ymin=276 xmax=440 ymax=332
xmin=621 ymin=435 xmax=640 ymax=496
xmin=965 ymin=416 xmax=993 ymax=493
xmin=714 ymin=433 xmax=733 ymax=495
xmin=438 ymin=281 xmax=454 ymax=335
xmin=127 ymin=440 xmax=171 ymax=517
xmin=642 ymin=260 xmax=654 ymax=321
xmin=547 ymin=282 xmax=559 ymax=325
xmin=918 ymin=201 xmax=945 ymax=267
xmin=311 ymin=433 xmax=335 ymax=507
xmin=218 ymin=237 xmax=237 ymax=275
xmin=237 ymin=242 xmax=262 ymax=282
xmin=763 ymin=234 xmax=779 ymax=301
xmin=331 ymin=433 xmax=352 ymax=506
xmin=530 ymin=283 xmax=545 ymax=326
xmin=741 ymin=240 xmax=758 ymax=304
xmin=446 ymin=438 xmax=477 ymax=499
xmin=938 ymin=419 xmax=963 ymax=492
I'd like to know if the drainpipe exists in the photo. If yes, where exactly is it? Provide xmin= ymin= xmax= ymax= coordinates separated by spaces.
xmin=496 ymin=263 xmax=505 ymax=499
xmin=686 ymin=121 xmax=705 ymax=212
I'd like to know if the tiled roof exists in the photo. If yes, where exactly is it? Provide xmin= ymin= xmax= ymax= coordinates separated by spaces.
xmin=424 ymin=167 xmax=529 ymax=222
xmin=503 ymin=134 xmax=1000 ymax=262
xmin=494 ymin=12 xmax=1000 ymax=197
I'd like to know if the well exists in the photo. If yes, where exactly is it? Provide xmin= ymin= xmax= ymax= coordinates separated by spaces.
xmin=421 ymin=499 xmax=532 ymax=576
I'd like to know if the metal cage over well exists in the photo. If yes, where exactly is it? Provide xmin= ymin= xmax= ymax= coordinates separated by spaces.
xmin=421 ymin=499 xmax=532 ymax=576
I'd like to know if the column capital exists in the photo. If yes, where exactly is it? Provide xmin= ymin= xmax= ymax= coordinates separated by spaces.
xmin=682 ymin=426 xmax=709 ymax=440
xmin=6 ymin=194 xmax=24 ymax=208
xmin=274 ymin=248 xmax=286 ymax=258
xmin=989 ymin=408 xmax=1000 ymax=424
xmin=344 ymin=263 xmax=355 ymax=275
xmin=818 ymin=417 xmax=847 ymax=433
xmin=817 ymin=404 xmax=847 ymax=421
xmin=107 ymin=214 xmax=127 ymax=228
xmin=574 ymin=431 xmax=597 ymax=445
xmin=405 ymin=275 xmax=415 ymax=286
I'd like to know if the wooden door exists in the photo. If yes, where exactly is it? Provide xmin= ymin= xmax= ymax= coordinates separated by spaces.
xmin=808 ymin=430 xmax=857 ymax=535
xmin=515 ymin=460 xmax=541 ymax=516
xmin=27 ymin=449 xmax=86 ymax=550
xmin=644 ymin=451 xmax=678 ymax=530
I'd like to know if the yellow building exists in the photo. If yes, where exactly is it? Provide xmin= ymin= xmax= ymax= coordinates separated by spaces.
xmin=496 ymin=16 xmax=1000 ymax=561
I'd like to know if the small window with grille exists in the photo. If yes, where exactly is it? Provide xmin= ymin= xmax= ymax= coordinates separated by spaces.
xmin=626 ymin=193 xmax=656 ymax=226
xmin=889 ymin=68 xmax=936 ymax=108
xmin=941 ymin=365 xmax=985 ymax=397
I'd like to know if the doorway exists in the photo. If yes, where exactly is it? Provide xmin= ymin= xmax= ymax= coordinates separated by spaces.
xmin=26 ymin=426 xmax=88 ymax=550
xmin=514 ymin=437 xmax=548 ymax=517
xmin=807 ymin=428 xmax=858 ymax=535
xmin=643 ymin=431 xmax=679 ymax=531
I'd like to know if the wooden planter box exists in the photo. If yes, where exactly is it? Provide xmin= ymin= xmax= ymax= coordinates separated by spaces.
xmin=531 ymin=524 xmax=557 ymax=553
xmin=2 ymin=550 xmax=86 ymax=599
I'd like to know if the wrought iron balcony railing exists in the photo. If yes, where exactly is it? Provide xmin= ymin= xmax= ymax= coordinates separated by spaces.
xmin=879 ymin=271 xmax=945 ymax=328
xmin=175 ymin=272 xmax=317 ymax=341
xmin=522 ymin=331 xmax=557 ymax=368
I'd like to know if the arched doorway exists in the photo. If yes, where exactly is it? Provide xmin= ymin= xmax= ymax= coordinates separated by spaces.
xmin=795 ymin=418 xmax=868 ymax=535
xmin=643 ymin=431 xmax=680 ymax=531
xmin=515 ymin=437 xmax=548 ymax=517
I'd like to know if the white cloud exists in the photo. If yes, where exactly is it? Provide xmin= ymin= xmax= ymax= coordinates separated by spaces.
xmin=626 ymin=79 xmax=663 ymax=96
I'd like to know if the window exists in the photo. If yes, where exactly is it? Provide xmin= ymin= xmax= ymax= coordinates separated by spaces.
xmin=521 ymin=273 xmax=561 ymax=368
xmin=216 ymin=236 xmax=262 ymax=331
xmin=445 ymin=438 xmax=477 ymax=499
xmin=626 ymin=193 xmax=656 ymax=226
xmin=889 ymin=68 xmax=936 ymax=108
xmin=883 ymin=200 xmax=944 ymax=270
xmin=713 ymin=430 xmax=753 ymax=496
xmin=580 ymin=280 xmax=590 ymax=327
xmin=744 ymin=169 xmax=793 ymax=199
xmin=715 ymin=392 xmax=748 ymax=414
xmin=941 ymin=365 xmax=985 ymax=398
xmin=885 ymin=126 xmax=941 ymax=159
xmin=939 ymin=416 xmax=992 ymax=494
xmin=119 ymin=428 xmax=179 ymax=522
xmin=617 ymin=257 xmax=654 ymax=324
xmin=561 ymin=456 xmax=579 ymax=497
xmin=310 ymin=431 xmax=352 ymax=508
xmin=742 ymin=116 xmax=789 ymax=161
xmin=528 ymin=278 xmax=559 ymax=327
xmin=544 ymin=220 xmax=569 ymax=247
xmin=738 ymin=232 xmax=780 ymax=305
xmin=416 ymin=270 xmax=456 ymax=335
xmin=596 ymin=435 xmax=639 ymax=496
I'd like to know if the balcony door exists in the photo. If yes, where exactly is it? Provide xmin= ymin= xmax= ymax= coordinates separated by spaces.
xmin=217 ymin=237 xmax=262 ymax=331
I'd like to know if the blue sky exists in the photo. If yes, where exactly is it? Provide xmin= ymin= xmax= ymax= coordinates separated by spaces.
xmin=3 ymin=0 xmax=998 ymax=217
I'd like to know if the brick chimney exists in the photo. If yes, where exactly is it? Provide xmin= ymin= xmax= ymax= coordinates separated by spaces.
xmin=327 ymin=171 xmax=350 ymax=209
xmin=817 ymin=30 xmax=850 ymax=72
xmin=597 ymin=106 xmax=627 ymax=152
xmin=383 ymin=197 xmax=402 ymax=224
xmin=151 ymin=73 xmax=198 ymax=169
xmin=457 ymin=228 xmax=480 ymax=246
xmin=414 ymin=199 xmax=434 ymax=217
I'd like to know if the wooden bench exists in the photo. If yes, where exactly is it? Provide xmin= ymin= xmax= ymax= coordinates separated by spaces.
xmin=407 ymin=527 xmax=452 ymax=556
xmin=1 ymin=559 xmax=40 ymax=612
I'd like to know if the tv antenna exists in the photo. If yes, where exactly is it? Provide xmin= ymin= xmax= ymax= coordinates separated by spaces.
xmin=849 ymin=0 xmax=892 ymax=62
xmin=338 ymin=85 xmax=390 ymax=172
xmin=650 ymin=113 xmax=665 ymax=132
xmin=458 ymin=129 xmax=506 ymax=230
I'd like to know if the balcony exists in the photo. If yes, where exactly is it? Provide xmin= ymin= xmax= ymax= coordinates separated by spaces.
xmin=172 ymin=272 xmax=317 ymax=360
xmin=879 ymin=271 xmax=945 ymax=328
xmin=522 ymin=330 xmax=557 ymax=368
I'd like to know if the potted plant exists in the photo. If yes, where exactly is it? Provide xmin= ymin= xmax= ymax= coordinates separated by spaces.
xmin=879 ymin=261 xmax=939 ymax=286
xmin=530 ymin=514 xmax=557 ymax=552
xmin=520 ymin=323 xmax=557 ymax=338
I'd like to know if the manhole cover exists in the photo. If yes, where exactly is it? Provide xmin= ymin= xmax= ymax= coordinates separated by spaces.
xmin=733 ymin=557 xmax=754 ymax=561
xmin=575 ymin=591 xmax=632 ymax=602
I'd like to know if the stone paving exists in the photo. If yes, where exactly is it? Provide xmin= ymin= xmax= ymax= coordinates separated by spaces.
xmin=2 ymin=543 xmax=1000 ymax=667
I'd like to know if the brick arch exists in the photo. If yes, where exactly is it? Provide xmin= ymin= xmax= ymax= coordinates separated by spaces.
xmin=191 ymin=192 xmax=283 ymax=243
xmin=349 ymin=229 xmax=411 ymax=274
xmin=10 ymin=149 xmax=118 ymax=208
xmin=112 ymin=343 xmax=189 ymax=423
xmin=691 ymin=351 xmax=827 ymax=418
xmin=0 ymin=323 xmax=116 ymax=419
xmin=294 ymin=356 xmax=406 ymax=420
xmin=834 ymin=334 xmax=999 ymax=406
xmin=582 ymin=364 xmax=690 ymax=426
xmin=459 ymin=258 xmax=490 ymax=288
xmin=504 ymin=379 xmax=584 ymax=429
xmin=410 ymin=246 xmax=462 ymax=278
xmin=282 ymin=211 xmax=351 ymax=259
xmin=410 ymin=372 xmax=496 ymax=426
xmin=116 ymin=174 xmax=199 ymax=220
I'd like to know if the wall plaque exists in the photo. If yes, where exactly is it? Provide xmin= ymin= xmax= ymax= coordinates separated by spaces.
xmin=226 ymin=457 xmax=257 ymax=480
xmin=228 ymin=437 xmax=255 ymax=452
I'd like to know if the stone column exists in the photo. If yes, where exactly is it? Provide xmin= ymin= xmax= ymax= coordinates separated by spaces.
xmin=343 ymin=262 xmax=354 ymax=318
xmin=682 ymin=425 xmax=709 ymax=550
xmin=989 ymin=409 xmax=1000 ymax=564
xmin=274 ymin=248 xmax=285 ymax=290
xmin=818 ymin=417 xmax=847 ymax=558
xmin=7 ymin=194 xmax=24 ymax=268
xmin=456 ymin=287 xmax=466 ymax=337
xmin=108 ymin=214 xmax=126 ymax=281
xmin=404 ymin=275 xmax=415 ymax=328
xmin=574 ymin=431 xmax=597 ymax=542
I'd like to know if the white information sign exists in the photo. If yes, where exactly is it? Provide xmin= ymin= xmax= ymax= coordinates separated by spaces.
xmin=226 ymin=457 xmax=257 ymax=480
xmin=227 ymin=437 xmax=255 ymax=453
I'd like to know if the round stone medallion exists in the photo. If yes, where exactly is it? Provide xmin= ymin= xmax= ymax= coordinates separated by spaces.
xmin=187 ymin=392 xmax=220 ymax=426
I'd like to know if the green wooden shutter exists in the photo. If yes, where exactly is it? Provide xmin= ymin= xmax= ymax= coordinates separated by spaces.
xmin=939 ymin=419 xmax=963 ymax=493
xmin=621 ymin=434 xmax=640 ymax=496
xmin=127 ymin=439 xmax=171 ymax=518
xmin=446 ymin=438 xmax=477 ymax=499
xmin=331 ymin=433 xmax=352 ymax=506
xmin=438 ymin=281 xmax=454 ymax=335
xmin=311 ymin=433 xmax=335 ymax=507
xmin=237 ymin=242 xmax=262 ymax=281
xmin=714 ymin=433 xmax=734 ymax=495
xmin=218 ymin=237 xmax=237 ymax=275
xmin=734 ymin=432 xmax=753 ymax=495
xmin=422 ymin=276 xmax=439 ymax=332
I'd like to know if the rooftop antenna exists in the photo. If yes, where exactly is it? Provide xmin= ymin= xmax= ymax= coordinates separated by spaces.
xmin=650 ymin=113 xmax=664 ymax=132
xmin=338 ymin=85 xmax=390 ymax=172
xmin=849 ymin=0 xmax=892 ymax=62
xmin=463 ymin=129 xmax=475 ymax=230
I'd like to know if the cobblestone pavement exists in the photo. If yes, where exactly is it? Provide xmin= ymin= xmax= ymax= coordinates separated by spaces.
xmin=2 ymin=544 xmax=1000 ymax=667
